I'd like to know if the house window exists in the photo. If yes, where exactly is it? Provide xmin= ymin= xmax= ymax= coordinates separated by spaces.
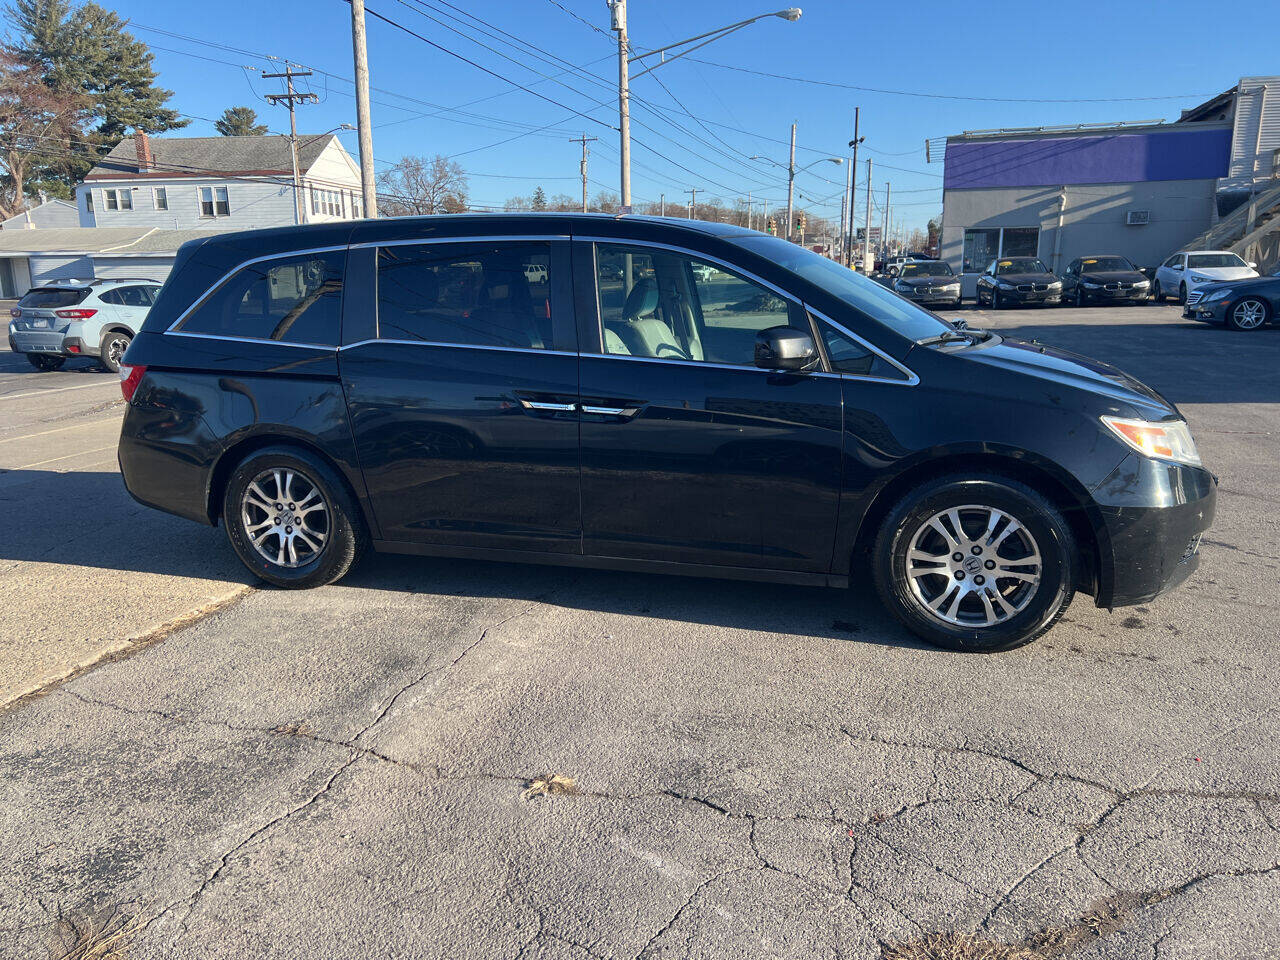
xmin=200 ymin=186 xmax=231 ymax=217
xmin=85 ymin=191 xmax=94 ymax=213
xmin=105 ymin=189 xmax=119 ymax=211
xmin=153 ymin=187 xmax=168 ymax=211
xmin=310 ymin=188 xmax=320 ymax=215
xmin=119 ymin=189 xmax=133 ymax=211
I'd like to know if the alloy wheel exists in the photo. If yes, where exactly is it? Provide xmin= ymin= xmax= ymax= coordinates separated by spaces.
xmin=1230 ymin=298 xmax=1267 ymax=330
xmin=240 ymin=467 xmax=330 ymax=568
xmin=904 ymin=504 xmax=1042 ymax=628
xmin=106 ymin=336 xmax=128 ymax=367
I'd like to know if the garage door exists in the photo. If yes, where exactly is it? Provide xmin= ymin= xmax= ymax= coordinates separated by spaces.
xmin=28 ymin=255 xmax=94 ymax=285
xmin=91 ymin=256 xmax=174 ymax=284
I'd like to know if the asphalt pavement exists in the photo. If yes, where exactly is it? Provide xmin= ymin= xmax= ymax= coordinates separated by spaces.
xmin=1 ymin=302 xmax=1277 ymax=959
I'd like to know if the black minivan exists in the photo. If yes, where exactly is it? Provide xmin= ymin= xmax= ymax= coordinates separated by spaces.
xmin=117 ymin=215 xmax=1215 ymax=652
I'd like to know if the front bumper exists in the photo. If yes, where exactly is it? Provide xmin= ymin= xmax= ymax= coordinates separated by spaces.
xmin=999 ymin=288 xmax=1062 ymax=304
xmin=1081 ymin=287 xmax=1149 ymax=303
xmin=1184 ymin=299 xmax=1229 ymax=323
xmin=1090 ymin=453 xmax=1217 ymax=607
xmin=901 ymin=289 xmax=962 ymax=306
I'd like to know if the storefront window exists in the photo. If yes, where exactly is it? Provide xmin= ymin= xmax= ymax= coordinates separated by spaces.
xmin=1001 ymin=227 xmax=1040 ymax=259
xmin=963 ymin=229 xmax=999 ymax=273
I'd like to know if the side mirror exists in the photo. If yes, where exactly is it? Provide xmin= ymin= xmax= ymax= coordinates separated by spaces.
xmin=755 ymin=326 xmax=818 ymax=372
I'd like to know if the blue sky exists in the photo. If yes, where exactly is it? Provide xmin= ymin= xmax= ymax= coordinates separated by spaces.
xmin=101 ymin=0 xmax=1279 ymax=232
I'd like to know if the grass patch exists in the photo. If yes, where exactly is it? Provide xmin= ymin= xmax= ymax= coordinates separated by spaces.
xmin=49 ymin=908 xmax=144 ymax=960
xmin=522 ymin=774 xmax=579 ymax=800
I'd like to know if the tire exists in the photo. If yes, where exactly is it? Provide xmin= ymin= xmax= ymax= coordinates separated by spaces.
xmin=26 ymin=353 xmax=64 ymax=372
xmin=1152 ymin=280 xmax=1163 ymax=303
xmin=1074 ymin=287 xmax=1086 ymax=307
xmin=1178 ymin=283 xmax=1187 ymax=305
xmin=222 ymin=446 xmax=367 ymax=589
xmin=992 ymin=288 xmax=1003 ymax=310
xmin=1226 ymin=297 xmax=1270 ymax=331
xmin=871 ymin=474 xmax=1076 ymax=653
xmin=99 ymin=330 xmax=132 ymax=374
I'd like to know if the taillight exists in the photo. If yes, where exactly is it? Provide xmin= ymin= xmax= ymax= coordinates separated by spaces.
xmin=55 ymin=308 xmax=98 ymax=319
xmin=66 ymin=343 xmax=81 ymax=354
xmin=119 ymin=364 xmax=146 ymax=402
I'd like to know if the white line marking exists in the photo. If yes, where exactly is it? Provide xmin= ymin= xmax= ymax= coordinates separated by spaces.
xmin=0 ymin=417 xmax=120 ymax=444
xmin=0 ymin=380 xmax=118 ymax=402
xmin=5 ymin=443 xmax=117 ymax=471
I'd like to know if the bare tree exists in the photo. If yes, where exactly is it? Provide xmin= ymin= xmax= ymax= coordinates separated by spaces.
xmin=0 ymin=45 xmax=87 ymax=219
xmin=377 ymin=154 xmax=468 ymax=216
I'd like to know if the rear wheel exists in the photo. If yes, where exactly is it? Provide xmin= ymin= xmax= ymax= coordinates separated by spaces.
xmin=872 ymin=474 xmax=1075 ymax=652
xmin=26 ymin=353 xmax=64 ymax=372
xmin=99 ymin=330 xmax=131 ymax=373
xmin=1226 ymin=297 xmax=1269 ymax=331
xmin=222 ymin=447 xmax=367 ymax=589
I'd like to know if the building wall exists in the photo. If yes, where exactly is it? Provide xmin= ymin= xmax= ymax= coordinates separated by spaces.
xmin=78 ymin=177 xmax=300 ymax=230
xmin=301 ymin=139 xmax=363 ymax=223
xmin=28 ymin=255 xmax=95 ymax=285
xmin=940 ymin=178 xmax=1219 ymax=285
xmin=1 ymin=200 xmax=80 ymax=231
xmin=90 ymin=255 xmax=175 ymax=283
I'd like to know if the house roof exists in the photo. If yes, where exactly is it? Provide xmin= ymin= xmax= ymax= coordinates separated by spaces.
xmin=0 ymin=226 xmax=228 ymax=256
xmin=85 ymin=134 xmax=339 ymax=181
xmin=0 ymin=198 xmax=78 ymax=229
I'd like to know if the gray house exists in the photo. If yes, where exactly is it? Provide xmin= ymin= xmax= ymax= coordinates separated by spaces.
xmin=1 ymin=198 xmax=80 ymax=231
xmin=76 ymin=132 xmax=363 ymax=231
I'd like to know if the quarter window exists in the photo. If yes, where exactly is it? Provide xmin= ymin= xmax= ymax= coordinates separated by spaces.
xmin=177 ymin=251 xmax=344 ymax=345
xmin=818 ymin=322 xmax=908 ymax=380
xmin=376 ymin=242 xmax=557 ymax=350
xmin=596 ymin=243 xmax=800 ymax=366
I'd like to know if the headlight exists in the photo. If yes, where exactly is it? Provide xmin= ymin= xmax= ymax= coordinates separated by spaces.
xmin=1205 ymin=288 xmax=1233 ymax=301
xmin=894 ymin=282 xmax=909 ymax=292
xmin=1189 ymin=274 xmax=1212 ymax=284
xmin=996 ymin=281 xmax=1015 ymax=289
xmin=1048 ymin=281 xmax=1062 ymax=289
xmin=944 ymin=282 xmax=960 ymax=289
xmin=1082 ymin=281 xmax=1102 ymax=289
xmin=1134 ymin=279 xmax=1150 ymax=288
xmin=1101 ymin=416 xmax=1202 ymax=467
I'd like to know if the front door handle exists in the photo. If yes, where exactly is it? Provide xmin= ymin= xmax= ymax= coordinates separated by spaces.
xmin=581 ymin=404 xmax=641 ymax=418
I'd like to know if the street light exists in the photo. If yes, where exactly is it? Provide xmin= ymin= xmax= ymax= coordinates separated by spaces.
xmin=751 ymin=133 xmax=841 ymax=241
xmin=608 ymin=3 xmax=802 ymax=212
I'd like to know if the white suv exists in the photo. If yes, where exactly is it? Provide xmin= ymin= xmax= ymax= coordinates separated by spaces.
xmin=7 ymin=278 xmax=163 ymax=372
xmin=1153 ymin=251 xmax=1258 ymax=304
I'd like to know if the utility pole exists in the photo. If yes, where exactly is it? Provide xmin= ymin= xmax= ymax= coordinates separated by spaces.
xmin=609 ymin=0 xmax=632 ymax=212
xmin=685 ymin=187 xmax=699 ymax=219
xmin=349 ymin=0 xmax=377 ymax=218
xmin=882 ymin=182 xmax=891 ymax=260
xmin=746 ymin=191 xmax=753 ymax=231
xmin=263 ymin=64 xmax=318 ymax=225
xmin=571 ymin=133 xmax=598 ymax=213
xmin=863 ymin=158 xmax=873 ymax=272
xmin=785 ymin=122 xmax=796 ymax=240
xmin=659 ymin=193 xmax=665 ymax=216
xmin=839 ymin=166 xmax=850 ymax=263
xmin=846 ymin=107 xmax=863 ymax=267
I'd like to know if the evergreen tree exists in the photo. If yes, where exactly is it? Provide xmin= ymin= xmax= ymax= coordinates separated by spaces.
xmin=530 ymin=186 xmax=547 ymax=211
xmin=215 ymin=106 xmax=268 ymax=137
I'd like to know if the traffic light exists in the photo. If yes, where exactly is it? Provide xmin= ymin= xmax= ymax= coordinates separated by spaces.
xmin=767 ymin=216 xmax=777 ymax=234
xmin=795 ymin=213 xmax=806 ymax=231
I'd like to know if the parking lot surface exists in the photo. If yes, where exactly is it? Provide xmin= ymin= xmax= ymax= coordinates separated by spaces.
xmin=1 ymin=303 xmax=1277 ymax=959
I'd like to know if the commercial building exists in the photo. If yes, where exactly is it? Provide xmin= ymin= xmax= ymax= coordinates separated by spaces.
xmin=939 ymin=76 xmax=1280 ymax=293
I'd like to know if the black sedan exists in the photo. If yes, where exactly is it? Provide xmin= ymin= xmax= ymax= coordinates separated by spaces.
xmin=891 ymin=260 xmax=962 ymax=307
xmin=975 ymin=257 xmax=1063 ymax=308
xmin=1060 ymin=256 xmax=1151 ymax=306
xmin=1183 ymin=268 xmax=1280 ymax=331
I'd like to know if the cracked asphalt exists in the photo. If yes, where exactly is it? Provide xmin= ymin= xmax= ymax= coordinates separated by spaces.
xmin=1 ymin=303 xmax=1278 ymax=959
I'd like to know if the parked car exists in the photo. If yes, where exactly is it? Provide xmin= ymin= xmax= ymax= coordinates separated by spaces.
xmin=975 ymin=257 xmax=1062 ymax=308
xmin=1059 ymin=256 xmax=1150 ymax=306
xmin=1183 ymin=266 xmax=1280 ymax=331
xmin=691 ymin=263 xmax=717 ymax=282
xmin=892 ymin=260 xmax=962 ymax=308
xmin=523 ymin=263 xmax=548 ymax=284
xmin=8 ymin=278 xmax=163 ymax=372
xmin=117 ymin=214 xmax=1215 ymax=653
xmin=1153 ymin=251 xmax=1258 ymax=304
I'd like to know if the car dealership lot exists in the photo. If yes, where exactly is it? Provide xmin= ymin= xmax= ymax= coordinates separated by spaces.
xmin=1 ymin=303 xmax=1277 ymax=958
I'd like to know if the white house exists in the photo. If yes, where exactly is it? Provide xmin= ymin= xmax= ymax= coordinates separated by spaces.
xmin=75 ymin=132 xmax=364 ymax=231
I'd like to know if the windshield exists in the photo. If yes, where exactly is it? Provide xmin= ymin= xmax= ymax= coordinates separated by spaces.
xmin=1081 ymin=257 xmax=1136 ymax=273
xmin=900 ymin=261 xmax=954 ymax=277
xmin=730 ymin=235 xmax=951 ymax=341
xmin=18 ymin=287 xmax=88 ymax=309
xmin=1187 ymin=253 xmax=1247 ymax=269
xmin=995 ymin=258 xmax=1050 ymax=275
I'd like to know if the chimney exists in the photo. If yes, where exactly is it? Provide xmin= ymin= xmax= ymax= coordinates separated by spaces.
xmin=135 ymin=131 xmax=153 ymax=172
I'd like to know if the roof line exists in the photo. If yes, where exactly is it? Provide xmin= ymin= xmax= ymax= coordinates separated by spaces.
xmin=100 ymin=227 xmax=160 ymax=253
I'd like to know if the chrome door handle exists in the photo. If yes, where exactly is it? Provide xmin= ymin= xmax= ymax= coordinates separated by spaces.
xmin=581 ymin=405 xmax=639 ymax=417
xmin=519 ymin=399 xmax=577 ymax=412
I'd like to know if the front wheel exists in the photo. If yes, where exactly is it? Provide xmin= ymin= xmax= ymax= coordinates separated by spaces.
xmin=1074 ymin=287 xmax=1086 ymax=307
xmin=99 ymin=330 xmax=132 ymax=373
xmin=1226 ymin=297 xmax=1270 ymax=331
xmin=992 ymin=289 xmax=1003 ymax=310
xmin=1152 ymin=280 xmax=1163 ymax=302
xmin=222 ymin=447 xmax=367 ymax=589
xmin=872 ymin=475 xmax=1075 ymax=652
xmin=1178 ymin=283 xmax=1188 ymax=305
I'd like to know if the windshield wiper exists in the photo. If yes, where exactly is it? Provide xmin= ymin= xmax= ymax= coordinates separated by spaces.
xmin=916 ymin=330 xmax=976 ymax=347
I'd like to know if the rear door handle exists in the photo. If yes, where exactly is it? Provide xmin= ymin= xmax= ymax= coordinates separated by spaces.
xmin=519 ymin=399 xmax=577 ymax=412
xmin=581 ymin=404 xmax=641 ymax=418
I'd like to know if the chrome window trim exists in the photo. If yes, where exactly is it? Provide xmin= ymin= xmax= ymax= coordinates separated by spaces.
xmin=340 ymin=338 xmax=577 ymax=358
xmin=807 ymin=307 xmax=920 ymax=386
xmin=164 ymin=244 xmax=350 ymax=335
xmin=352 ymin=234 xmax=569 ymax=251
xmin=580 ymin=352 xmax=841 ymax=379
xmin=165 ymin=330 xmax=335 ymax=351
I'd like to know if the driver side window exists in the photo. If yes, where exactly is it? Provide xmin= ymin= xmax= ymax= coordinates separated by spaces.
xmin=595 ymin=243 xmax=800 ymax=367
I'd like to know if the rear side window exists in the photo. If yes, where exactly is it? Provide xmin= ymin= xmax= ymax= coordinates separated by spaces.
xmin=114 ymin=286 xmax=154 ymax=307
xmin=19 ymin=288 xmax=88 ymax=309
xmin=376 ymin=242 xmax=556 ymax=350
xmin=177 ymin=251 xmax=345 ymax=345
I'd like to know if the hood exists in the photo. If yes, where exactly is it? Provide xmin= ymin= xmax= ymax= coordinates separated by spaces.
xmin=994 ymin=272 xmax=1057 ymax=285
xmin=958 ymin=337 xmax=1177 ymax=416
xmin=1199 ymin=275 xmax=1280 ymax=294
xmin=1187 ymin=266 xmax=1257 ymax=282
xmin=1079 ymin=270 xmax=1147 ymax=284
